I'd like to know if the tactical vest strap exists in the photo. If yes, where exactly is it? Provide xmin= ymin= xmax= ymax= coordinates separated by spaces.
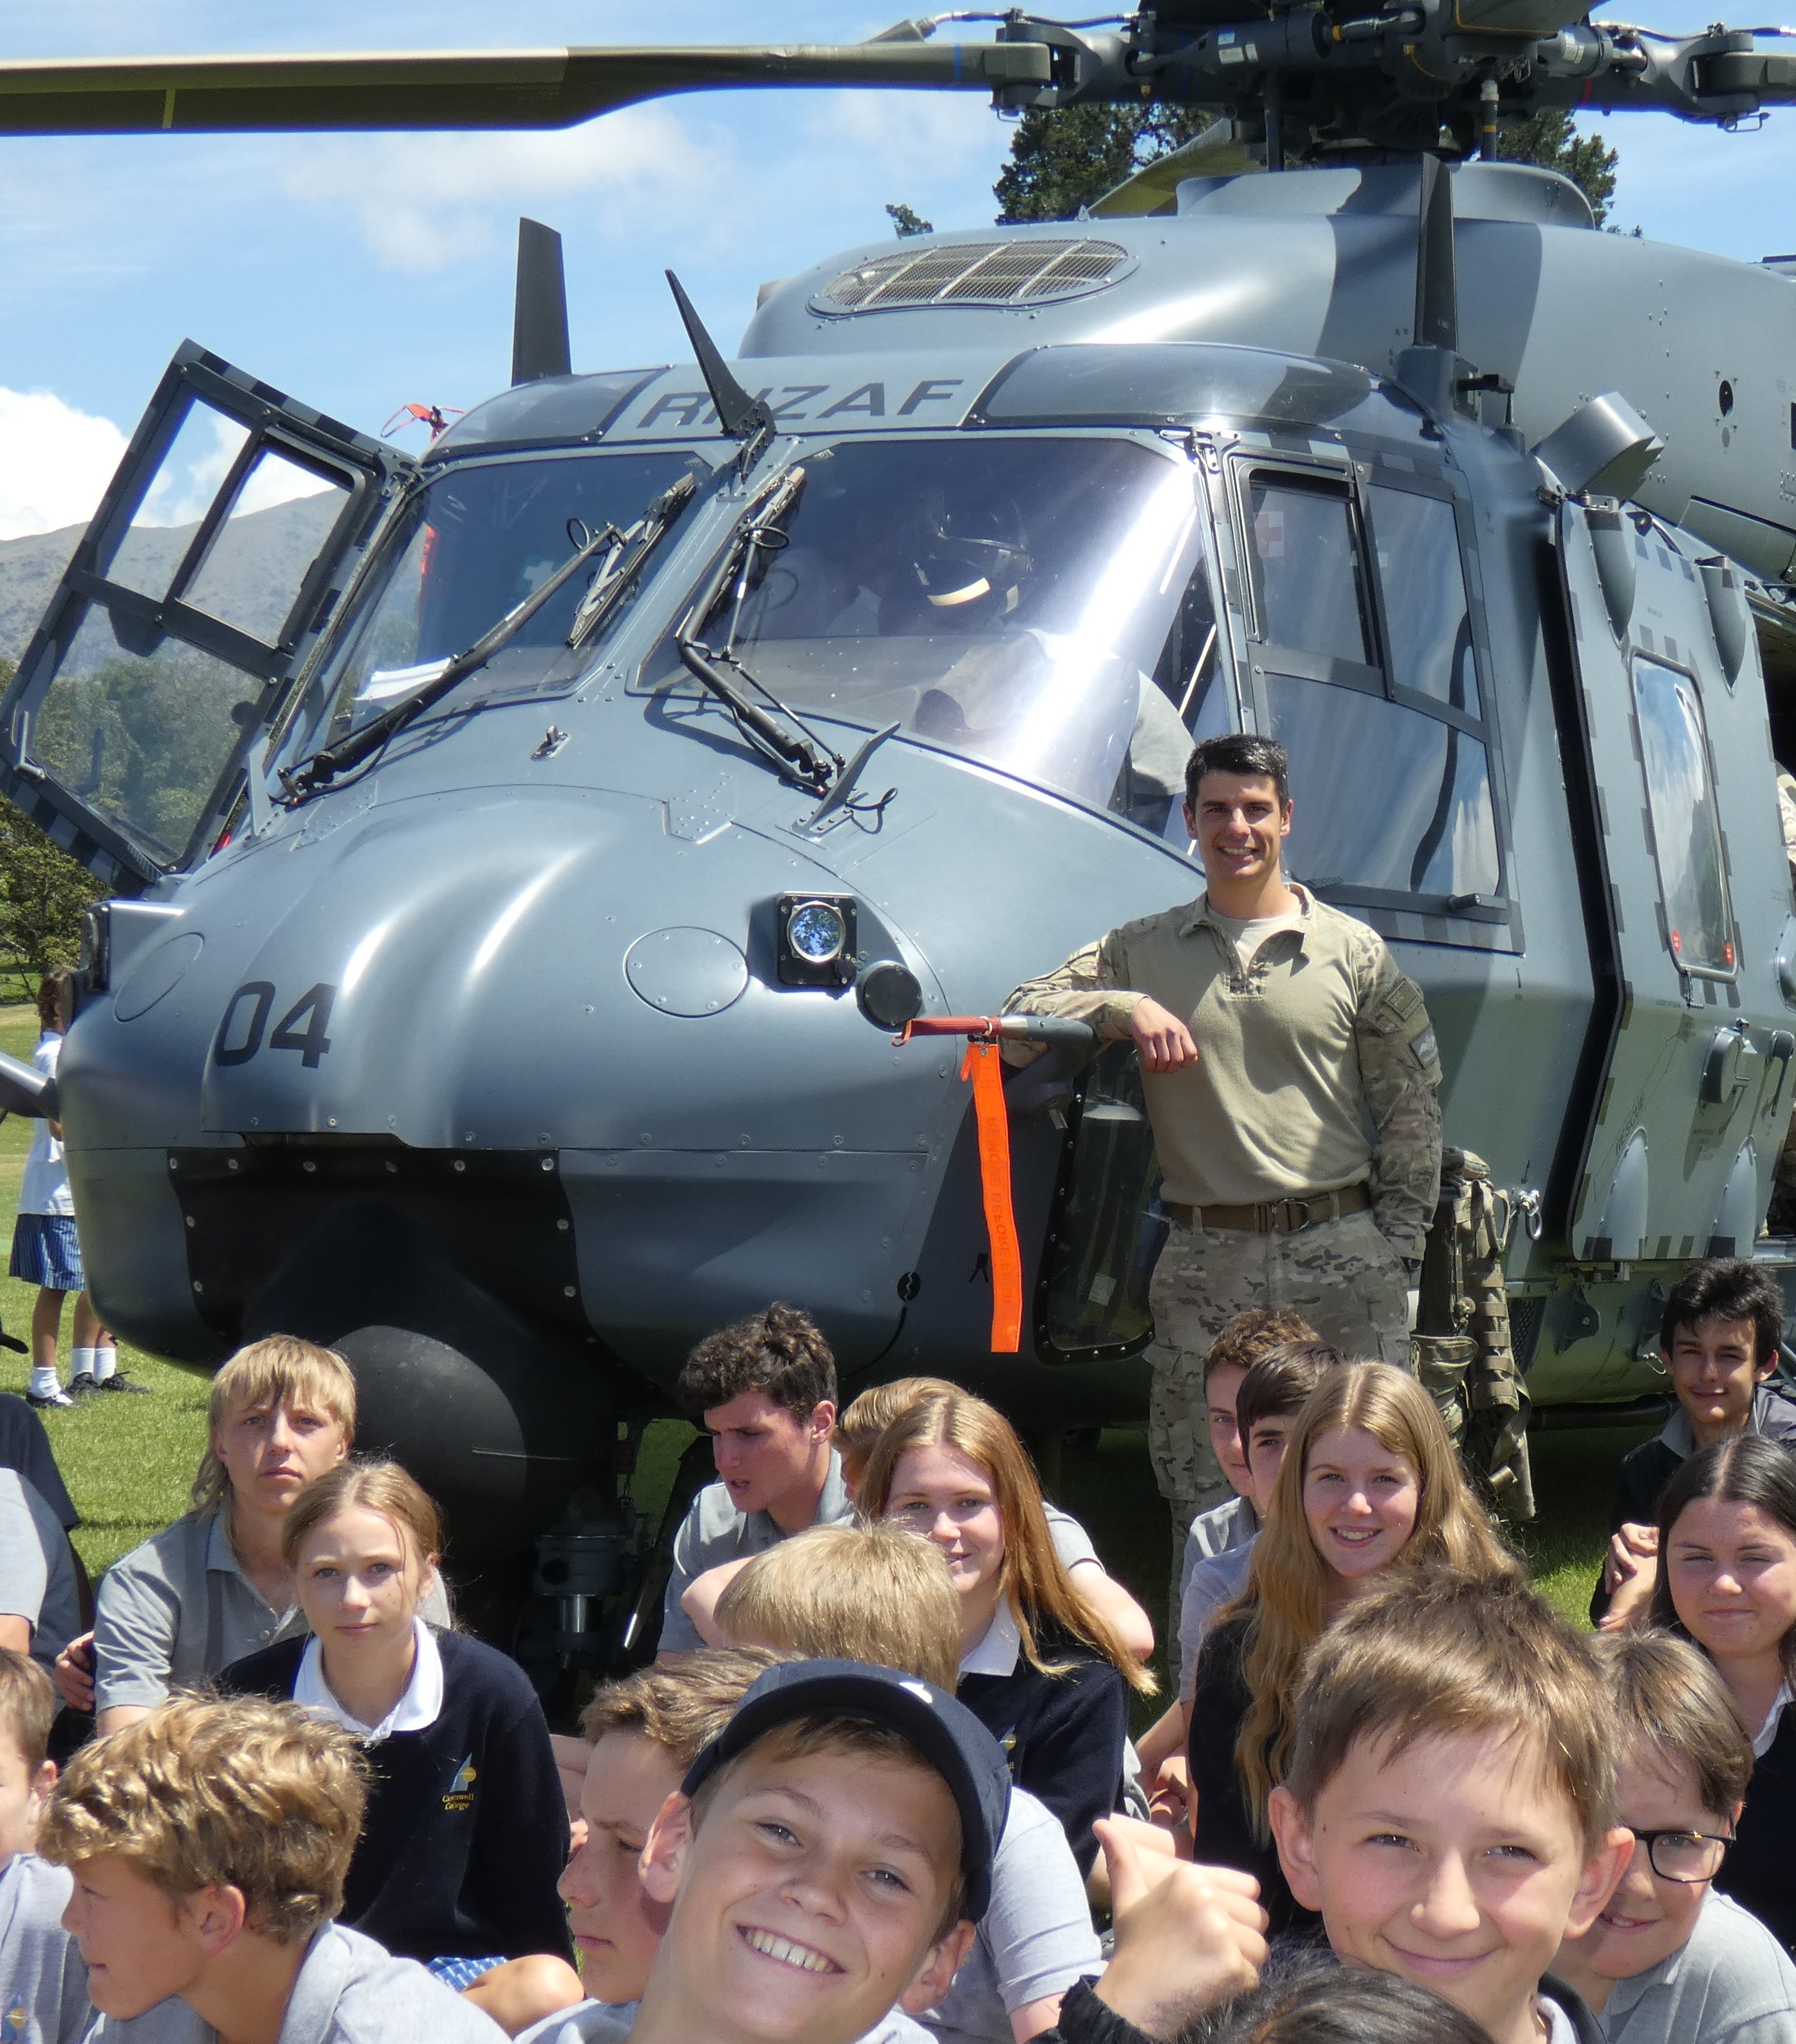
xmin=1412 ymin=1146 xmax=1535 ymax=1520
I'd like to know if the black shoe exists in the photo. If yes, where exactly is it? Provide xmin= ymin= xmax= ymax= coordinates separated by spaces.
xmin=25 ymin=1388 xmax=77 ymax=1410
xmin=98 ymin=1373 xmax=151 ymax=1395
xmin=66 ymin=1373 xmax=100 ymax=1398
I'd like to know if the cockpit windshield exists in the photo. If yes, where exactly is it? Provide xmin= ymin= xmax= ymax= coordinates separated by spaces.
xmin=293 ymin=449 xmax=705 ymax=753
xmin=635 ymin=436 xmax=1209 ymax=813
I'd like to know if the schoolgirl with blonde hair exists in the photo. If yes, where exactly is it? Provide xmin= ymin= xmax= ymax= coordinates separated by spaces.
xmin=1189 ymin=1362 xmax=1520 ymax=1930
xmin=858 ymin=1388 xmax=1152 ymax=1874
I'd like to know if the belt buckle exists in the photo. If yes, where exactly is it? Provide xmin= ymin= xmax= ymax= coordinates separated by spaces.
xmin=1270 ymin=1196 xmax=1311 ymax=1235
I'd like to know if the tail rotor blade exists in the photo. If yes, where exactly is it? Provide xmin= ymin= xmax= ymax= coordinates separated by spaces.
xmin=512 ymin=217 xmax=571 ymax=385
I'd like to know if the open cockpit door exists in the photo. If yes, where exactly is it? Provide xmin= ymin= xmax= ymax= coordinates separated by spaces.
xmin=0 ymin=341 xmax=412 ymax=887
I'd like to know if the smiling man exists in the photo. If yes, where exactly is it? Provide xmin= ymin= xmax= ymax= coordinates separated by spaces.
xmin=658 ymin=1306 xmax=847 ymax=1660
xmin=1004 ymin=732 xmax=1442 ymax=1614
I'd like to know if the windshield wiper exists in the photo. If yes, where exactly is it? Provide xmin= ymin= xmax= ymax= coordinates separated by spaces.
xmin=280 ymin=470 xmax=698 ymax=805
xmin=674 ymin=465 xmax=843 ymax=796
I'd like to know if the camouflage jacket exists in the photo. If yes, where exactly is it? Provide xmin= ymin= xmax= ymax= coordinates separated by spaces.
xmin=1003 ymin=885 xmax=1443 ymax=1252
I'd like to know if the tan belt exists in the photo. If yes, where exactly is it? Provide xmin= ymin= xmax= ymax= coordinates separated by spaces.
xmin=1165 ymin=1182 xmax=1373 ymax=1236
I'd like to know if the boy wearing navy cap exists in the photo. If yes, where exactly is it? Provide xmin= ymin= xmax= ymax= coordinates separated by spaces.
xmin=620 ymin=1660 xmax=1004 ymax=2044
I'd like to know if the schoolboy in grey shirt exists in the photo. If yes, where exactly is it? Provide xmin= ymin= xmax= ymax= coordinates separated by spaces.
xmin=37 ymin=1696 xmax=503 ymax=2044
xmin=0 ymin=1651 xmax=86 ymax=2044
xmin=1595 ymin=1890 xmax=1796 ymax=2044
xmin=0 ymin=1473 xmax=78 ymax=1677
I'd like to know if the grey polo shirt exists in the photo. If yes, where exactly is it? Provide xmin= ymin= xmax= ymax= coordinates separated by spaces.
xmin=658 ymin=1451 xmax=853 ymax=1655
xmin=920 ymin=1786 xmax=1100 ymax=2044
xmin=0 ymin=1471 xmax=80 ymax=1676
xmin=93 ymin=1514 xmax=450 ymax=1715
xmin=88 ymin=1922 xmax=506 ymax=2044
xmin=518 ymin=1998 xmax=931 ymax=2044
xmin=1178 ymin=1538 xmax=1256 ymax=1701
xmin=0 ymin=1852 xmax=89 ymax=2044
xmin=1597 ymin=1888 xmax=1796 ymax=2043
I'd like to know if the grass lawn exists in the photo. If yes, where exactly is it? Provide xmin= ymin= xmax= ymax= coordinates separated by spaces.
xmin=0 ymin=988 xmax=1648 ymax=1644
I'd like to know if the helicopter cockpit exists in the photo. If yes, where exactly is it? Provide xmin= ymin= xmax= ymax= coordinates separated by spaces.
xmin=631 ymin=434 xmax=1219 ymax=836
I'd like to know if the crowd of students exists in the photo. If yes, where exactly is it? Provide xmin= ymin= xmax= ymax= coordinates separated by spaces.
xmin=0 ymin=1261 xmax=1792 ymax=2044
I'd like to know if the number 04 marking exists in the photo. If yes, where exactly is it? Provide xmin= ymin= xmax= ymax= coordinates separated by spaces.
xmin=214 ymin=982 xmax=337 ymax=1069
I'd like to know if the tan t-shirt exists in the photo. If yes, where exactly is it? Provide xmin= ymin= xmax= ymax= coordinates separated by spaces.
xmin=1003 ymin=884 xmax=1442 ymax=1250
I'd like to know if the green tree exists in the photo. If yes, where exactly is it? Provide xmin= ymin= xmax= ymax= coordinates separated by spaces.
xmin=994 ymin=104 xmax=1216 ymax=222
xmin=994 ymin=100 xmax=1620 ymax=225
xmin=1499 ymin=109 xmax=1618 ymax=225
xmin=885 ymin=201 xmax=934 ymax=237
xmin=0 ymin=658 xmax=104 ymax=998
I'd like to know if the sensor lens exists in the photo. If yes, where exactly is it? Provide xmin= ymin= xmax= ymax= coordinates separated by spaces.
xmin=788 ymin=900 xmax=847 ymax=965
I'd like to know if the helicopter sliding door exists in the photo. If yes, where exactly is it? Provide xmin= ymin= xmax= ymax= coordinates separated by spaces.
xmin=0 ymin=340 xmax=411 ymax=887
xmin=1555 ymin=499 xmax=1791 ymax=1269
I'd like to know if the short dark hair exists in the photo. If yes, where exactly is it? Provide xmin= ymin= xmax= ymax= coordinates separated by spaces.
xmin=1202 ymin=1308 xmax=1316 ymax=1390
xmin=1660 ymin=1258 xmax=1783 ymax=1368
xmin=1651 ymin=1435 xmax=1796 ymax=1686
xmin=1236 ymin=1340 xmax=1346 ymax=1436
xmin=1184 ymin=732 xmax=1290 ymax=812
xmin=1178 ymin=1956 xmax=1495 ymax=2044
xmin=678 ymin=1303 xmax=837 ymax=1423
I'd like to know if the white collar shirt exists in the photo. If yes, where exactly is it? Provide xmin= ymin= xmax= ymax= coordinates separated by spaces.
xmin=959 ymin=1596 xmax=1023 ymax=1678
xmin=293 ymin=1617 xmax=444 ymax=1744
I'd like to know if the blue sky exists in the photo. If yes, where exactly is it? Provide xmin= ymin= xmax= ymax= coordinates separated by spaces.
xmin=2 ymin=0 xmax=1791 ymax=537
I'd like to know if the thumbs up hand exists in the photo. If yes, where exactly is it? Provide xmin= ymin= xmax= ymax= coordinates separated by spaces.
xmin=1091 ymin=1817 xmax=1268 ymax=2038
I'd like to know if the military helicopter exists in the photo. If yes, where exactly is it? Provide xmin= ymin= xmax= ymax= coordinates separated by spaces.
xmin=3 ymin=6 xmax=1796 ymax=1658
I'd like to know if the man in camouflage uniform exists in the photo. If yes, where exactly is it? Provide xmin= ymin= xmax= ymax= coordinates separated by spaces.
xmin=1004 ymin=732 xmax=1443 ymax=1614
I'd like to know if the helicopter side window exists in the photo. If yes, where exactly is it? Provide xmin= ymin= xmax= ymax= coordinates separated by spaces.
xmin=1264 ymin=676 xmax=1499 ymax=900
xmin=1367 ymin=487 xmax=1479 ymax=716
xmin=1244 ymin=475 xmax=1373 ymax=669
xmin=1240 ymin=464 xmax=1505 ymax=918
xmin=1632 ymin=656 xmax=1736 ymax=974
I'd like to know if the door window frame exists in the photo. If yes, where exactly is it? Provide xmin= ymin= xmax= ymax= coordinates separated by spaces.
xmin=0 ymin=342 xmax=409 ymax=884
xmin=1226 ymin=448 xmax=1515 ymax=933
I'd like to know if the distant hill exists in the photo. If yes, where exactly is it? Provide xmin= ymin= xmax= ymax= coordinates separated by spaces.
xmin=0 ymin=491 xmax=346 ymax=673
xmin=0 ymin=523 xmax=80 ymax=667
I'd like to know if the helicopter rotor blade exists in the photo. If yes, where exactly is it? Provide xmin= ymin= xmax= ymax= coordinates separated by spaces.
xmin=0 ymin=39 xmax=1055 ymax=136
xmin=512 ymin=218 xmax=571 ymax=386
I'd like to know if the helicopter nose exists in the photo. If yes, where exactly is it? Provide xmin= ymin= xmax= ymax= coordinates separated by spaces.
xmin=176 ymin=785 xmax=953 ymax=1391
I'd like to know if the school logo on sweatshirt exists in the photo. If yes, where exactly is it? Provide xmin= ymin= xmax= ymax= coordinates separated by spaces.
xmin=5 ymin=2001 xmax=27 ymax=2038
xmin=443 ymin=1754 xmax=477 ymax=1812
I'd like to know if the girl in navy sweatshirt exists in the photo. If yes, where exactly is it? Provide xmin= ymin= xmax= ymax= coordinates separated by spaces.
xmin=858 ymin=1388 xmax=1154 ymax=1875
xmin=220 ymin=1459 xmax=577 ymax=1993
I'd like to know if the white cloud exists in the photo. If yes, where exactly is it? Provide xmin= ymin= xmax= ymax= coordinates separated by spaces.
xmin=0 ymin=389 xmax=128 ymax=542
xmin=279 ymin=105 xmax=740 ymax=271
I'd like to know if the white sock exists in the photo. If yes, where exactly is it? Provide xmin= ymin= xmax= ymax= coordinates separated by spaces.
xmin=73 ymin=1347 xmax=97 ymax=1382
xmin=91 ymin=1346 xmax=118 ymax=1383
xmin=28 ymin=1364 xmax=58 ymax=1397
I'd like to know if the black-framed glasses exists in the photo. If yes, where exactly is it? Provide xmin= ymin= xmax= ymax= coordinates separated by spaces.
xmin=1632 ymin=1827 xmax=1734 ymax=1882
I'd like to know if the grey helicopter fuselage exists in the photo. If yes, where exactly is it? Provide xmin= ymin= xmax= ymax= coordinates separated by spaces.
xmin=12 ymin=156 xmax=1796 ymax=1579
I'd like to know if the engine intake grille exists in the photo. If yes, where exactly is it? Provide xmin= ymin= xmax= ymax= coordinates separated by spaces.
xmin=813 ymin=237 xmax=1132 ymax=315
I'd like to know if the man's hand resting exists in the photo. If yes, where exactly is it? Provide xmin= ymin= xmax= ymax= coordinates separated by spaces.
xmin=55 ymin=1631 xmax=95 ymax=1713
xmin=1129 ymin=999 xmax=1199 ymax=1074
xmin=1091 ymin=1817 xmax=1266 ymax=2037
